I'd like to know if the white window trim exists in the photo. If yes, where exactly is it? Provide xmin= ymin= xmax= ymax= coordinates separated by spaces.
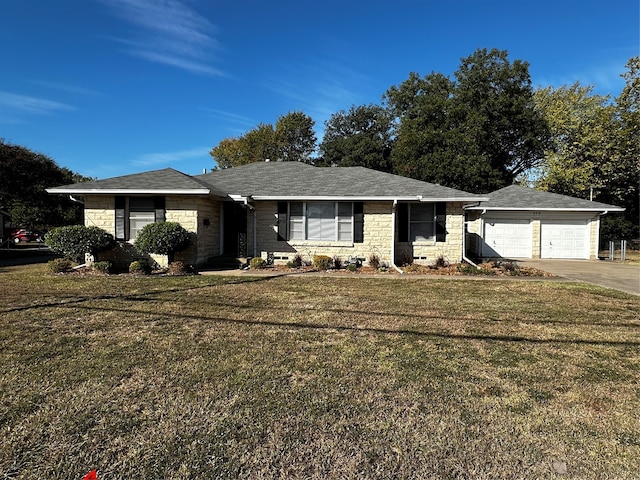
xmin=287 ymin=201 xmax=354 ymax=243
xmin=409 ymin=203 xmax=436 ymax=244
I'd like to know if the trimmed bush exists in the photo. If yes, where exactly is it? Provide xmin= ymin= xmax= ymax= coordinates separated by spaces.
xmin=45 ymin=225 xmax=114 ymax=263
xmin=250 ymin=257 xmax=266 ymax=269
xmin=134 ymin=222 xmax=190 ymax=261
xmin=313 ymin=255 xmax=333 ymax=271
xmin=48 ymin=258 xmax=73 ymax=273
xmin=347 ymin=263 xmax=358 ymax=272
xmin=129 ymin=260 xmax=151 ymax=275
xmin=92 ymin=261 xmax=112 ymax=274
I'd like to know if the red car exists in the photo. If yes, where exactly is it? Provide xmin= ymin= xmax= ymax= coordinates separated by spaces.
xmin=9 ymin=228 xmax=43 ymax=244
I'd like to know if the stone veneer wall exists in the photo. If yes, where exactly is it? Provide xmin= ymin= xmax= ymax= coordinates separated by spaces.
xmin=83 ymin=194 xmax=216 ymax=268
xmin=249 ymin=201 xmax=465 ymax=266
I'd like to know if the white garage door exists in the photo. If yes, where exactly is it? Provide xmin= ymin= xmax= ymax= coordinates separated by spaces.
xmin=483 ymin=219 xmax=532 ymax=258
xmin=541 ymin=221 xmax=589 ymax=259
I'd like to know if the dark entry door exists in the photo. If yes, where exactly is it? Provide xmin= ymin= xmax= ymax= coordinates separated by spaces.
xmin=223 ymin=202 xmax=247 ymax=257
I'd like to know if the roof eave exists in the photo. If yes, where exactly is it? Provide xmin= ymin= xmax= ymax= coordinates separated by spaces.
xmin=464 ymin=206 xmax=625 ymax=212
xmin=249 ymin=195 xmax=488 ymax=202
xmin=46 ymin=188 xmax=211 ymax=195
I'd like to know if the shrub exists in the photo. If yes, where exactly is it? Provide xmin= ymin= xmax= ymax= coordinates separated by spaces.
xmin=333 ymin=255 xmax=343 ymax=269
xmin=398 ymin=251 xmax=413 ymax=267
xmin=48 ymin=258 xmax=73 ymax=273
xmin=92 ymin=261 xmax=112 ymax=274
xmin=250 ymin=257 xmax=266 ymax=269
xmin=368 ymin=253 xmax=380 ymax=270
xmin=167 ymin=261 xmax=191 ymax=275
xmin=134 ymin=222 xmax=190 ymax=262
xmin=288 ymin=253 xmax=303 ymax=268
xmin=347 ymin=263 xmax=358 ymax=272
xmin=312 ymin=255 xmax=333 ymax=271
xmin=432 ymin=255 xmax=449 ymax=269
xmin=45 ymin=225 xmax=114 ymax=263
xmin=129 ymin=260 xmax=151 ymax=275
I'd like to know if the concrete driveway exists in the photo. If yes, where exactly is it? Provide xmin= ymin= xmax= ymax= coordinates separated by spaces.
xmin=521 ymin=259 xmax=640 ymax=296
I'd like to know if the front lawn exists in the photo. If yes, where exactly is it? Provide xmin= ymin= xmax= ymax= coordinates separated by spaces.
xmin=1 ymin=264 xmax=638 ymax=479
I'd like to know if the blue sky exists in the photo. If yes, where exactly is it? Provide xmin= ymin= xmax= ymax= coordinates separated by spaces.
xmin=1 ymin=0 xmax=637 ymax=180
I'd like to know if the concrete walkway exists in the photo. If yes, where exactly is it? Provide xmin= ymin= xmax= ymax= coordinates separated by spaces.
xmin=521 ymin=259 xmax=640 ymax=296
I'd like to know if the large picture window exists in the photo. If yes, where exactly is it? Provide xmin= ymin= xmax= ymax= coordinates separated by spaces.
xmin=280 ymin=201 xmax=359 ymax=242
xmin=115 ymin=196 xmax=165 ymax=241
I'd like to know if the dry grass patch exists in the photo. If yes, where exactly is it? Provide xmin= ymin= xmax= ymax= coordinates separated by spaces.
xmin=1 ymin=264 xmax=639 ymax=479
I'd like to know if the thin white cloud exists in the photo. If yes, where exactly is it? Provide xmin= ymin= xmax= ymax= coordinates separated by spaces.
xmin=100 ymin=0 xmax=223 ymax=76
xmin=132 ymin=146 xmax=211 ymax=167
xmin=0 ymin=91 xmax=75 ymax=123
xmin=201 ymin=108 xmax=256 ymax=127
xmin=29 ymin=80 xmax=102 ymax=97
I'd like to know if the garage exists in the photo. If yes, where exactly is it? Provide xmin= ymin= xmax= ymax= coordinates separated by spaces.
xmin=541 ymin=220 xmax=589 ymax=259
xmin=483 ymin=219 xmax=531 ymax=258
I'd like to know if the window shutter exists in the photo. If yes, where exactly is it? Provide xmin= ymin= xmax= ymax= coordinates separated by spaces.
xmin=277 ymin=201 xmax=288 ymax=241
xmin=398 ymin=203 xmax=408 ymax=242
xmin=154 ymin=196 xmax=165 ymax=222
xmin=115 ymin=197 xmax=126 ymax=240
xmin=435 ymin=202 xmax=447 ymax=242
xmin=353 ymin=202 xmax=364 ymax=243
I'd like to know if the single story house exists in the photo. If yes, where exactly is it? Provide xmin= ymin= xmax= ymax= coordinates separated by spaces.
xmin=465 ymin=185 xmax=624 ymax=260
xmin=47 ymin=162 xmax=623 ymax=268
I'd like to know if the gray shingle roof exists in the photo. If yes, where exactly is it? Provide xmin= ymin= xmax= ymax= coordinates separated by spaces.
xmin=47 ymin=168 xmax=213 ymax=195
xmin=196 ymin=161 xmax=485 ymax=200
xmin=467 ymin=185 xmax=624 ymax=211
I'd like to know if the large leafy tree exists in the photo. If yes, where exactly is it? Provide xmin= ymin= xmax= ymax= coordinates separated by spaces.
xmin=211 ymin=112 xmax=316 ymax=168
xmin=0 ymin=140 xmax=88 ymax=228
xmin=385 ymin=48 xmax=550 ymax=192
xmin=534 ymin=57 xmax=640 ymax=240
xmin=318 ymin=104 xmax=394 ymax=171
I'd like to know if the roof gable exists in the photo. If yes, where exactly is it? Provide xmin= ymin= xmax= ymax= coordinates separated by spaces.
xmin=469 ymin=185 xmax=624 ymax=211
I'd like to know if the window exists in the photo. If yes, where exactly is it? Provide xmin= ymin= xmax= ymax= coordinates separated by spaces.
xmin=115 ymin=196 xmax=165 ymax=240
xmin=409 ymin=203 xmax=435 ymax=241
xmin=279 ymin=202 xmax=361 ymax=242
xmin=398 ymin=203 xmax=446 ymax=242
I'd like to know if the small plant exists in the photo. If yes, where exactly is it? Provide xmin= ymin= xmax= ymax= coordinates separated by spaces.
xmin=250 ymin=257 xmax=266 ymax=269
xmin=48 ymin=258 xmax=73 ymax=273
xmin=92 ymin=261 xmax=112 ymax=274
xmin=398 ymin=251 xmax=413 ymax=267
xmin=333 ymin=255 xmax=343 ymax=269
xmin=129 ymin=259 xmax=151 ymax=275
xmin=312 ymin=255 xmax=333 ymax=271
xmin=432 ymin=255 xmax=449 ymax=269
xmin=347 ymin=263 xmax=358 ymax=272
xmin=368 ymin=253 xmax=380 ymax=270
xmin=167 ymin=261 xmax=190 ymax=275
xmin=287 ymin=253 xmax=303 ymax=268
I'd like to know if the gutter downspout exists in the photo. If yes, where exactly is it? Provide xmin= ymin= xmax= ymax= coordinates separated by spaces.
xmin=243 ymin=198 xmax=257 ymax=259
xmin=391 ymin=200 xmax=404 ymax=274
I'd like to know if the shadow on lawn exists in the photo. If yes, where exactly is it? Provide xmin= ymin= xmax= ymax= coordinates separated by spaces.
xmin=34 ymin=301 xmax=640 ymax=348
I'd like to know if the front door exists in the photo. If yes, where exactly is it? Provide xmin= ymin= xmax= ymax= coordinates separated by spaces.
xmin=223 ymin=202 xmax=247 ymax=257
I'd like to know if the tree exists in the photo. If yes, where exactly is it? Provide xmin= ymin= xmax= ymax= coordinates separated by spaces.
xmin=210 ymin=112 xmax=316 ymax=168
xmin=318 ymin=104 xmax=393 ymax=171
xmin=534 ymin=57 xmax=640 ymax=240
xmin=0 ymin=140 xmax=89 ymax=228
xmin=385 ymin=48 xmax=550 ymax=192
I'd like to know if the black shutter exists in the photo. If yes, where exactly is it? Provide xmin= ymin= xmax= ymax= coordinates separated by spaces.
xmin=353 ymin=202 xmax=364 ymax=243
xmin=115 ymin=197 xmax=125 ymax=240
xmin=435 ymin=202 xmax=447 ymax=242
xmin=277 ymin=201 xmax=288 ymax=241
xmin=154 ymin=196 xmax=165 ymax=222
xmin=398 ymin=203 xmax=408 ymax=242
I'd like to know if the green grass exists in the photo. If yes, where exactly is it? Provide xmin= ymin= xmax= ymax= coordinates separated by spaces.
xmin=1 ymin=264 xmax=639 ymax=479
